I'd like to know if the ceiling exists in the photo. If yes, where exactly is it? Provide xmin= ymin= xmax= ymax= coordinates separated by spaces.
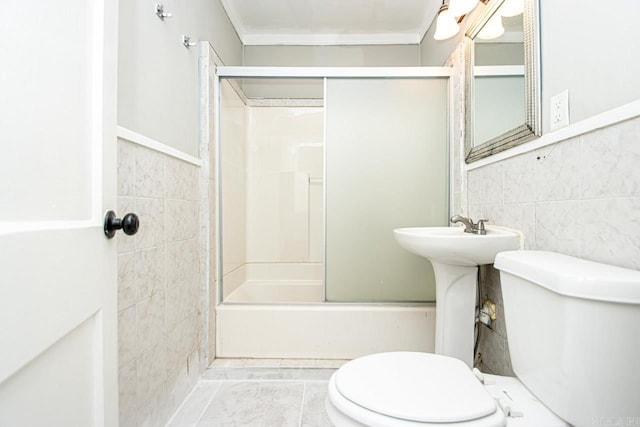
xmin=220 ymin=0 xmax=442 ymax=46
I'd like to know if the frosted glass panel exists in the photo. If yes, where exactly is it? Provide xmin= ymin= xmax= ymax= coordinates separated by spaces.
xmin=325 ymin=78 xmax=448 ymax=302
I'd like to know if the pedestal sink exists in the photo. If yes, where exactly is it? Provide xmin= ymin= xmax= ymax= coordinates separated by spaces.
xmin=394 ymin=226 xmax=520 ymax=367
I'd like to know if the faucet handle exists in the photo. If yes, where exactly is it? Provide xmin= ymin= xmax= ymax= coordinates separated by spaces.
xmin=476 ymin=219 xmax=489 ymax=235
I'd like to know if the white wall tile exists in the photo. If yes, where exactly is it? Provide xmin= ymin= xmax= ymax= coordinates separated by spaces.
xmin=580 ymin=118 xmax=640 ymax=199
xmin=135 ymin=197 xmax=166 ymax=249
xmin=117 ymin=138 xmax=205 ymax=427
xmin=118 ymin=359 xmax=139 ymax=427
xmin=166 ymin=282 xmax=198 ymax=332
xmin=118 ymin=252 xmax=136 ymax=310
xmin=503 ymin=152 xmax=535 ymax=203
xmin=503 ymin=203 xmax=535 ymax=249
xmin=534 ymin=137 xmax=581 ymax=201
xmin=137 ymin=379 xmax=169 ymax=427
xmin=167 ymin=239 xmax=199 ymax=288
xmin=167 ymin=199 xmax=199 ymax=243
xmin=118 ymin=305 xmax=138 ymax=365
xmin=534 ymin=200 xmax=581 ymax=257
xmin=167 ymin=314 xmax=199 ymax=377
xmin=580 ymin=197 xmax=640 ymax=270
xmin=137 ymin=340 xmax=169 ymax=405
xmin=135 ymin=146 xmax=166 ymax=198
xmin=166 ymin=157 xmax=199 ymax=200
xmin=135 ymin=246 xmax=167 ymax=300
xmin=136 ymin=292 xmax=166 ymax=354
xmin=468 ymin=163 xmax=503 ymax=205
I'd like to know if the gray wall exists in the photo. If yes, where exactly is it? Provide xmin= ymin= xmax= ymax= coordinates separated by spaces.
xmin=540 ymin=0 xmax=640 ymax=132
xmin=118 ymin=0 xmax=242 ymax=156
xmin=422 ymin=0 xmax=640 ymax=131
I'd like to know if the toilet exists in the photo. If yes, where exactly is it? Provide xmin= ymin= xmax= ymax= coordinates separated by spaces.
xmin=326 ymin=251 xmax=640 ymax=426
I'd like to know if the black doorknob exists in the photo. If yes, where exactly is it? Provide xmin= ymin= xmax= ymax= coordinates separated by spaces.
xmin=104 ymin=210 xmax=139 ymax=239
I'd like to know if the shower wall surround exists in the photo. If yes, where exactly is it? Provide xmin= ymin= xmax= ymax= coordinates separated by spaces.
xmin=116 ymin=138 xmax=205 ymax=427
xmin=220 ymin=80 xmax=324 ymax=299
xmin=246 ymin=106 xmax=324 ymax=264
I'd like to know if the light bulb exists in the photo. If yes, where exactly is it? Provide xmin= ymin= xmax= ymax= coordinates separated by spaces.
xmin=477 ymin=13 xmax=504 ymax=39
xmin=448 ymin=0 xmax=478 ymax=17
xmin=433 ymin=6 xmax=460 ymax=40
xmin=500 ymin=0 xmax=524 ymax=17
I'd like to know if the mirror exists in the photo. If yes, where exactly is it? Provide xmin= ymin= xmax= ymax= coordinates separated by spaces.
xmin=464 ymin=0 xmax=540 ymax=163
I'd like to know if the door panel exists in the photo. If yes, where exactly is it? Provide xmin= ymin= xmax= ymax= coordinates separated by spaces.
xmin=0 ymin=0 xmax=119 ymax=425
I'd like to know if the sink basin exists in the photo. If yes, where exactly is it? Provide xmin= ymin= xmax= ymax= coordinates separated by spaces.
xmin=393 ymin=225 xmax=520 ymax=367
xmin=394 ymin=226 xmax=520 ymax=266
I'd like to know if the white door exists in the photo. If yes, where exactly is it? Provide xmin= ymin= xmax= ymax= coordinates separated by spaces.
xmin=0 ymin=1 xmax=119 ymax=426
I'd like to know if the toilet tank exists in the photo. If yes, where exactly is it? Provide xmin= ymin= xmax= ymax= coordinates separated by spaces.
xmin=494 ymin=251 xmax=640 ymax=427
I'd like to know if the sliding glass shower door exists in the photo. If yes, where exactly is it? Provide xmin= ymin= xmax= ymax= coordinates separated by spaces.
xmin=325 ymin=78 xmax=449 ymax=302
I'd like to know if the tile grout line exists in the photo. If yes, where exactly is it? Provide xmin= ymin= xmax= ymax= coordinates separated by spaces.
xmin=164 ymin=381 xmax=203 ymax=427
xmin=298 ymin=381 xmax=307 ymax=427
xmin=193 ymin=381 xmax=223 ymax=426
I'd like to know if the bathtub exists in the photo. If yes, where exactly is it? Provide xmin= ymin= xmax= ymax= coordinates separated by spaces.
xmin=217 ymin=262 xmax=436 ymax=358
xmin=224 ymin=263 xmax=323 ymax=303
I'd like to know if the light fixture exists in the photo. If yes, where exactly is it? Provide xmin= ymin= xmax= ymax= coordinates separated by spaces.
xmin=433 ymin=3 xmax=460 ymax=40
xmin=448 ymin=0 xmax=479 ymax=17
xmin=477 ymin=13 xmax=504 ymax=39
xmin=499 ymin=0 xmax=524 ymax=17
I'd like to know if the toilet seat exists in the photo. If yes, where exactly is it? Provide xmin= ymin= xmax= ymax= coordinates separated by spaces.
xmin=327 ymin=352 xmax=506 ymax=427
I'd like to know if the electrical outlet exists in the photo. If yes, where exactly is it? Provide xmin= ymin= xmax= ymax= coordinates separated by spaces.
xmin=550 ymin=90 xmax=569 ymax=131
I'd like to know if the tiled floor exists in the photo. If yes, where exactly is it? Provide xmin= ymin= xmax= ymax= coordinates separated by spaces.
xmin=166 ymin=359 xmax=348 ymax=427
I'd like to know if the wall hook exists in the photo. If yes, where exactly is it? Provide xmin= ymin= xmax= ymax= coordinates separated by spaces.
xmin=155 ymin=4 xmax=172 ymax=20
xmin=182 ymin=35 xmax=197 ymax=48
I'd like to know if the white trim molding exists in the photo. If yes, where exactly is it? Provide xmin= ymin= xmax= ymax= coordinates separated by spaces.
xmin=217 ymin=66 xmax=452 ymax=78
xmin=117 ymin=126 xmax=202 ymax=166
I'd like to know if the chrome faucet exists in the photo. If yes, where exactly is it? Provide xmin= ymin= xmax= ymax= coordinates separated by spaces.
xmin=450 ymin=215 xmax=488 ymax=235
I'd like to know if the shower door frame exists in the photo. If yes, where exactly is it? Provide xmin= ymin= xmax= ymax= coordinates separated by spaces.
xmin=215 ymin=66 xmax=454 ymax=305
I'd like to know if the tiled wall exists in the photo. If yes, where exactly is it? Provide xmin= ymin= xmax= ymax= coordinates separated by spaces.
xmin=464 ymin=116 xmax=640 ymax=374
xmin=116 ymin=139 xmax=204 ymax=426
xmin=467 ymin=116 xmax=640 ymax=266
xmin=219 ymin=80 xmax=325 ymax=298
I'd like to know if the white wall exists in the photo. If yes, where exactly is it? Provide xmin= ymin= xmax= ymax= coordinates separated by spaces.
xmin=244 ymin=44 xmax=420 ymax=67
xmin=118 ymin=0 xmax=242 ymax=156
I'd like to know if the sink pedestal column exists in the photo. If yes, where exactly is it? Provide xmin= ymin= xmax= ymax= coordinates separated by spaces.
xmin=431 ymin=261 xmax=478 ymax=368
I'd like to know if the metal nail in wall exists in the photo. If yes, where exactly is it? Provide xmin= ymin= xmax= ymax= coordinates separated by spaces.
xmin=155 ymin=4 xmax=172 ymax=20
xmin=155 ymin=4 xmax=198 ymax=49
xmin=182 ymin=35 xmax=196 ymax=49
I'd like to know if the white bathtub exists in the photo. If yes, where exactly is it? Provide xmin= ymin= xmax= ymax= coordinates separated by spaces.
xmin=223 ymin=262 xmax=323 ymax=303
xmin=217 ymin=262 xmax=436 ymax=359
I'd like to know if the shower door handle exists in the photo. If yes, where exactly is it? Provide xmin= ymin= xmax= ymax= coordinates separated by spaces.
xmin=104 ymin=210 xmax=139 ymax=239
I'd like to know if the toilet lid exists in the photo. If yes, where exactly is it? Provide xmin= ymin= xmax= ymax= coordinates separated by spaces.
xmin=335 ymin=352 xmax=497 ymax=423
